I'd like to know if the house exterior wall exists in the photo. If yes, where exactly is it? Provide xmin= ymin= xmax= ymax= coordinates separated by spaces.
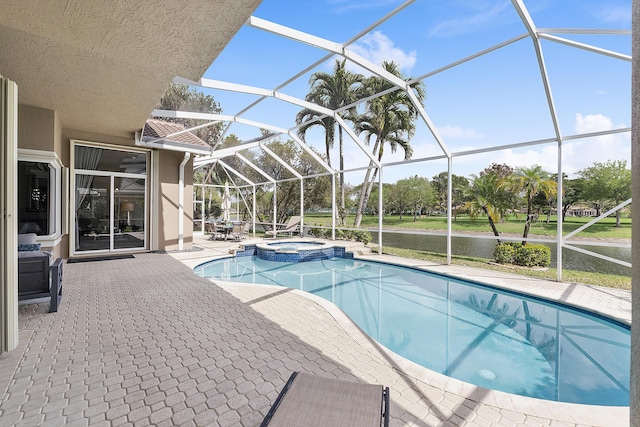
xmin=18 ymin=105 xmax=57 ymax=152
xmin=18 ymin=105 xmax=63 ymax=259
xmin=16 ymin=107 xmax=196 ymax=258
xmin=157 ymin=151 xmax=194 ymax=252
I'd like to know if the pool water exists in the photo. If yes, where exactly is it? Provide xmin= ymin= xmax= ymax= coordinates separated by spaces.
xmin=194 ymin=256 xmax=630 ymax=406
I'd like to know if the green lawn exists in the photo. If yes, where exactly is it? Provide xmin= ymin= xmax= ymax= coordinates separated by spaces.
xmin=304 ymin=213 xmax=631 ymax=240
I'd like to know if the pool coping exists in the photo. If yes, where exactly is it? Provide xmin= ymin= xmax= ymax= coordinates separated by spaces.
xmin=179 ymin=240 xmax=631 ymax=426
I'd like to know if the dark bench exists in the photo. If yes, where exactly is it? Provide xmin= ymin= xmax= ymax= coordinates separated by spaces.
xmin=18 ymin=254 xmax=63 ymax=313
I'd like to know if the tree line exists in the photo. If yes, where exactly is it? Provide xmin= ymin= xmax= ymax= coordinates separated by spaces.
xmin=353 ymin=160 xmax=631 ymax=243
xmin=157 ymin=70 xmax=631 ymax=239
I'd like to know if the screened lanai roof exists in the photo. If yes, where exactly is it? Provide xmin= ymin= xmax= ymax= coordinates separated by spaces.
xmin=165 ymin=0 xmax=631 ymax=278
xmin=151 ymin=0 xmax=630 ymax=189
xmin=149 ymin=1 xmax=631 ymax=273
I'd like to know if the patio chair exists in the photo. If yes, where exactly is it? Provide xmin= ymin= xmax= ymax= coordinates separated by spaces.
xmin=260 ymin=371 xmax=389 ymax=427
xmin=231 ymin=222 xmax=250 ymax=241
xmin=264 ymin=216 xmax=301 ymax=239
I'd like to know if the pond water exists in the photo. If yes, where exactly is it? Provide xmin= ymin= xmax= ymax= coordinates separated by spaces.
xmin=371 ymin=232 xmax=631 ymax=276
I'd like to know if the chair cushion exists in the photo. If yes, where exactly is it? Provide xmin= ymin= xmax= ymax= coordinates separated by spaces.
xmin=18 ymin=243 xmax=41 ymax=252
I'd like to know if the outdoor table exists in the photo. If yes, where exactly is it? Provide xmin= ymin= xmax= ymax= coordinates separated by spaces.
xmin=214 ymin=223 xmax=234 ymax=240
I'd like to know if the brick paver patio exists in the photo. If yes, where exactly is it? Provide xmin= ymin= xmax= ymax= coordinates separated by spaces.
xmin=0 ymin=238 xmax=631 ymax=426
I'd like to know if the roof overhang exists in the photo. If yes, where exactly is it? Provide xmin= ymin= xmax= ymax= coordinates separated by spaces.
xmin=0 ymin=0 xmax=261 ymax=138
xmin=136 ymin=132 xmax=212 ymax=156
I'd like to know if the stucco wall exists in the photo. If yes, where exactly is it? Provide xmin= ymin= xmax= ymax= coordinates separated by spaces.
xmin=18 ymin=105 xmax=56 ymax=152
xmin=61 ymin=128 xmax=136 ymax=165
xmin=18 ymin=105 xmax=63 ymax=259
xmin=157 ymin=151 xmax=194 ymax=251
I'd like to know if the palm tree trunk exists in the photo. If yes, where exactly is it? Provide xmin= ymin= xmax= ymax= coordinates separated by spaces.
xmin=353 ymin=139 xmax=382 ymax=228
xmin=522 ymin=197 xmax=533 ymax=245
xmin=325 ymin=132 xmax=332 ymax=168
xmin=484 ymin=207 xmax=502 ymax=244
xmin=353 ymin=162 xmax=375 ymax=227
xmin=355 ymin=166 xmax=379 ymax=228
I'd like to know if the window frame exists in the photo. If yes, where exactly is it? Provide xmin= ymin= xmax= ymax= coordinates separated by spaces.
xmin=70 ymin=140 xmax=150 ymax=255
xmin=17 ymin=149 xmax=63 ymax=246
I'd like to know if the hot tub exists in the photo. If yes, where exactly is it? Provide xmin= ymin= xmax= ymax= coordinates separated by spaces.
xmin=255 ymin=240 xmax=335 ymax=262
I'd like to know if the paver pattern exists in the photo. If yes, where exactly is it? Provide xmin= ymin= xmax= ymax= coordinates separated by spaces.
xmin=0 ymin=238 xmax=631 ymax=426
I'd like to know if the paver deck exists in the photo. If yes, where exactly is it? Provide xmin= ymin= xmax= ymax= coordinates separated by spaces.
xmin=0 ymin=236 xmax=631 ymax=426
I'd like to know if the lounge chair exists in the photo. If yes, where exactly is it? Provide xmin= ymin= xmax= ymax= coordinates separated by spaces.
xmin=260 ymin=371 xmax=389 ymax=427
xmin=264 ymin=216 xmax=301 ymax=239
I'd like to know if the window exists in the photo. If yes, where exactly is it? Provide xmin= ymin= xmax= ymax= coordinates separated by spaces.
xmin=17 ymin=151 xmax=62 ymax=238
xmin=18 ymin=150 xmax=63 ymax=238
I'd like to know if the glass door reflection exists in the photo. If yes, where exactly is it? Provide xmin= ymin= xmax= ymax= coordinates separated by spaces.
xmin=75 ymin=175 xmax=111 ymax=252
xmin=114 ymin=177 xmax=145 ymax=250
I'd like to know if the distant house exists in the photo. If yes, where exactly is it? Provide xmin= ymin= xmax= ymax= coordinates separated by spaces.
xmin=566 ymin=206 xmax=597 ymax=217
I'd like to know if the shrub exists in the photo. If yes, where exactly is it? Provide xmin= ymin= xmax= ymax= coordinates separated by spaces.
xmin=349 ymin=229 xmax=372 ymax=244
xmin=494 ymin=242 xmax=519 ymax=264
xmin=306 ymin=224 xmax=371 ymax=244
xmin=308 ymin=223 xmax=330 ymax=239
xmin=335 ymin=228 xmax=347 ymax=240
xmin=514 ymin=243 xmax=551 ymax=267
xmin=494 ymin=242 xmax=551 ymax=267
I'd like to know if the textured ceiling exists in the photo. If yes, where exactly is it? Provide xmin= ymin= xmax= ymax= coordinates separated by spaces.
xmin=0 ymin=0 xmax=261 ymax=137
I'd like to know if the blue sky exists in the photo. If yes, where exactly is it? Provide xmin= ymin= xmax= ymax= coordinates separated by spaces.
xmin=197 ymin=0 xmax=631 ymax=184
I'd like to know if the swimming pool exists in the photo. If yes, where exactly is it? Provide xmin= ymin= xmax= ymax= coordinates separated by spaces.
xmin=194 ymin=255 xmax=630 ymax=406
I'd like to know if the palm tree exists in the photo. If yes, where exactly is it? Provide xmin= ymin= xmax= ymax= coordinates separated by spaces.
xmin=506 ymin=165 xmax=557 ymax=243
xmin=295 ymin=59 xmax=364 ymax=221
xmin=352 ymin=61 xmax=425 ymax=227
xmin=463 ymin=173 xmax=514 ymax=243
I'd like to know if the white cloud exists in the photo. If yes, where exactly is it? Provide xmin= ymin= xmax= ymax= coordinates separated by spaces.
xmin=437 ymin=124 xmax=483 ymax=139
xmin=339 ymin=112 xmax=630 ymax=184
xmin=564 ymin=113 xmax=631 ymax=175
xmin=574 ymin=112 xmax=613 ymax=133
xmin=350 ymin=31 xmax=417 ymax=72
xmin=458 ymin=113 xmax=631 ymax=178
xmin=596 ymin=5 xmax=632 ymax=25
xmin=327 ymin=0 xmax=402 ymax=14
xmin=427 ymin=2 xmax=512 ymax=38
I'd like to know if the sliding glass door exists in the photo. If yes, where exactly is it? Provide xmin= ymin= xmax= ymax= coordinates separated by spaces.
xmin=72 ymin=143 xmax=148 ymax=255
xmin=113 ymin=177 xmax=145 ymax=250
xmin=75 ymin=175 xmax=111 ymax=252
